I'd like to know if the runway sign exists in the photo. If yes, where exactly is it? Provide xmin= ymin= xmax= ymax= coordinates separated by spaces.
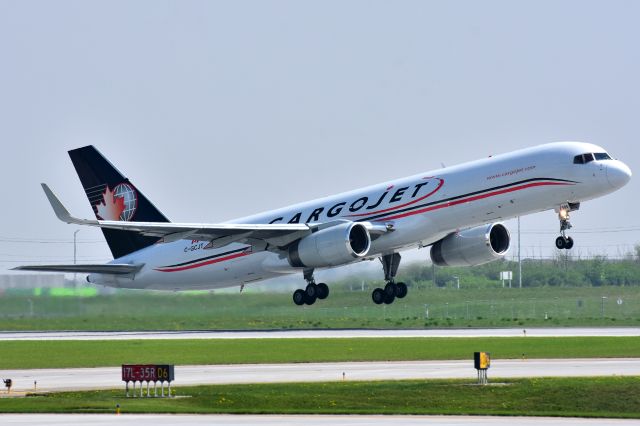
xmin=122 ymin=364 xmax=174 ymax=382
xmin=474 ymin=352 xmax=491 ymax=370
xmin=474 ymin=352 xmax=490 ymax=385
xmin=122 ymin=364 xmax=175 ymax=397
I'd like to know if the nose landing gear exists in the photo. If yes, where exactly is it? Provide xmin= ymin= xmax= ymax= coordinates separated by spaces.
xmin=555 ymin=203 xmax=579 ymax=250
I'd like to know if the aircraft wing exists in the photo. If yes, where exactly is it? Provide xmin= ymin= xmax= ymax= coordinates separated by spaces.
xmin=41 ymin=183 xmax=314 ymax=248
xmin=12 ymin=263 xmax=142 ymax=275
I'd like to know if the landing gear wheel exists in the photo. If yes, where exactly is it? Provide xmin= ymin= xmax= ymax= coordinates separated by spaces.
xmin=383 ymin=292 xmax=395 ymax=304
xmin=395 ymin=282 xmax=408 ymax=299
xmin=303 ymin=283 xmax=317 ymax=305
xmin=294 ymin=269 xmax=328 ymax=306
xmin=305 ymin=283 xmax=317 ymax=299
xmin=293 ymin=289 xmax=306 ymax=306
xmin=384 ymin=282 xmax=396 ymax=297
xmin=555 ymin=236 xmax=566 ymax=250
xmin=565 ymin=236 xmax=574 ymax=250
xmin=372 ymin=288 xmax=385 ymax=305
xmin=316 ymin=283 xmax=329 ymax=300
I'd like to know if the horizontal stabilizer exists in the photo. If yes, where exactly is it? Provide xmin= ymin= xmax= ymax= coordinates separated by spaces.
xmin=12 ymin=263 xmax=142 ymax=275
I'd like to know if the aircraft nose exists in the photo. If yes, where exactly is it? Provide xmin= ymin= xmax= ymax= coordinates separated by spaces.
xmin=607 ymin=161 xmax=632 ymax=189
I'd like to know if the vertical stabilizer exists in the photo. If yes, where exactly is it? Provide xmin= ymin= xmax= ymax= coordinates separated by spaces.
xmin=68 ymin=145 xmax=169 ymax=258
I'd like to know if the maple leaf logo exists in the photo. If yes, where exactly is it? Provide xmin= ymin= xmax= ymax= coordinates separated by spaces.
xmin=95 ymin=186 xmax=125 ymax=221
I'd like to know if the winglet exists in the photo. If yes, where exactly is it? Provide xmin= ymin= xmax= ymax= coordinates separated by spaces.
xmin=41 ymin=183 xmax=94 ymax=226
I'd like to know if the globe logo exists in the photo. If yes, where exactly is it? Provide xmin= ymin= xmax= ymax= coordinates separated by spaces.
xmin=113 ymin=183 xmax=138 ymax=221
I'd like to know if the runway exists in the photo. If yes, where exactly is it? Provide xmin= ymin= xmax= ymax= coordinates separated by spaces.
xmin=2 ymin=358 xmax=638 ymax=392
xmin=2 ymin=414 xmax=639 ymax=426
xmin=0 ymin=327 xmax=638 ymax=341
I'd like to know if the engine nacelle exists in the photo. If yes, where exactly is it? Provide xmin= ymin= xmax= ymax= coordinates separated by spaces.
xmin=430 ymin=223 xmax=510 ymax=267
xmin=288 ymin=222 xmax=371 ymax=268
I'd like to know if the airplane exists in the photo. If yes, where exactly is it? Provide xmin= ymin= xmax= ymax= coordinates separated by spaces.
xmin=14 ymin=142 xmax=631 ymax=305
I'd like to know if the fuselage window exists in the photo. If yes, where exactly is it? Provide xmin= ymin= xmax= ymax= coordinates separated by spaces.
xmin=594 ymin=152 xmax=612 ymax=161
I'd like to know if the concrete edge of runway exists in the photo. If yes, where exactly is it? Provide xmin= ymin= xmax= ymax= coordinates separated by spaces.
xmin=0 ymin=326 xmax=638 ymax=340
xmin=2 ymin=358 xmax=639 ymax=393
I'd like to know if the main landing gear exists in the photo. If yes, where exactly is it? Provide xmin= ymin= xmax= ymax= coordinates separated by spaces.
xmin=555 ymin=203 xmax=578 ymax=250
xmin=293 ymin=269 xmax=329 ymax=306
xmin=372 ymin=253 xmax=408 ymax=305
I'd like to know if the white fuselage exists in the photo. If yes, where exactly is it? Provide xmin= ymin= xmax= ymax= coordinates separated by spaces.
xmin=91 ymin=142 xmax=631 ymax=290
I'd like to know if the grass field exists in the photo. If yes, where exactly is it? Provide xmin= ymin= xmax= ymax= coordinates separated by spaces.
xmin=1 ymin=377 xmax=639 ymax=418
xmin=1 ymin=337 xmax=639 ymax=369
xmin=0 ymin=285 xmax=639 ymax=331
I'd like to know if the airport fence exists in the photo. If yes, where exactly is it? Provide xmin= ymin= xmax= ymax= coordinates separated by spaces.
xmin=0 ymin=285 xmax=639 ymax=329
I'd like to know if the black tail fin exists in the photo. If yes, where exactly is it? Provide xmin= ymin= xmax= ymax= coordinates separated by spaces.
xmin=68 ymin=145 xmax=170 ymax=259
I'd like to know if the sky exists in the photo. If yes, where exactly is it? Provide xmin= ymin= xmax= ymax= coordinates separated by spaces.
xmin=1 ymin=0 xmax=639 ymax=274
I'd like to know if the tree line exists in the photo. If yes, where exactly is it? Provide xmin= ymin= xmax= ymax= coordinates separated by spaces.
xmin=397 ymin=251 xmax=640 ymax=288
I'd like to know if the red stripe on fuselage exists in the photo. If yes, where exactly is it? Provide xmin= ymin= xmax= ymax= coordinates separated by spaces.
xmin=154 ymin=251 xmax=249 ymax=272
xmin=379 ymin=181 xmax=572 ymax=221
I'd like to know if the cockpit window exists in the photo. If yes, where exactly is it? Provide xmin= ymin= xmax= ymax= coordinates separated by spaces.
xmin=574 ymin=152 xmax=612 ymax=164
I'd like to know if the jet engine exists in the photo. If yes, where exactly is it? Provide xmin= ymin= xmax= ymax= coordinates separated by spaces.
xmin=288 ymin=222 xmax=371 ymax=268
xmin=430 ymin=223 xmax=510 ymax=267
